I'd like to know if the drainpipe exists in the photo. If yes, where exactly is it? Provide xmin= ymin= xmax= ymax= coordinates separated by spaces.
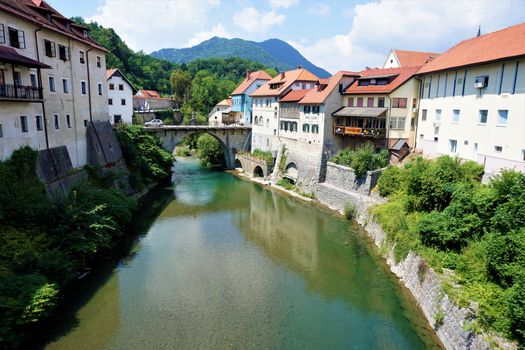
xmin=34 ymin=27 xmax=50 ymax=150
xmin=86 ymin=47 xmax=94 ymax=121
xmin=68 ymin=37 xmax=80 ymax=166
xmin=413 ymin=77 xmax=423 ymax=151
xmin=385 ymin=95 xmax=392 ymax=149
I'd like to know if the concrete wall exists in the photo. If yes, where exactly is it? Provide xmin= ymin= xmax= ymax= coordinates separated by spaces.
xmin=417 ymin=58 xmax=525 ymax=177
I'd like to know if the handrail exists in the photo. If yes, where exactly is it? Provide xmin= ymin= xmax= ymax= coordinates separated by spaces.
xmin=0 ymin=84 xmax=42 ymax=101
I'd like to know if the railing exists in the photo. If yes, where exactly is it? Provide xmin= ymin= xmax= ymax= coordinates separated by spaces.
xmin=333 ymin=125 xmax=386 ymax=138
xmin=0 ymin=84 xmax=42 ymax=101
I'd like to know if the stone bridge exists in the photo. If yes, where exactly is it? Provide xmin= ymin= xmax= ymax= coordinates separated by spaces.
xmin=235 ymin=153 xmax=273 ymax=177
xmin=146 ymin=125 xmax=252 ymax=169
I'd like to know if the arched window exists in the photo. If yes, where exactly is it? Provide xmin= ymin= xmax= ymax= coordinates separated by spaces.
xmin=255 ymin=116 xmax=258 ymax=125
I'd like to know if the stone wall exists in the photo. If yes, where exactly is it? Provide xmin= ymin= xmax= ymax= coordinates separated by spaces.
xmin=324 ymin=162 xmax=383 ymax=195
xmin=312 ymin=182 xmax=513 ymax=350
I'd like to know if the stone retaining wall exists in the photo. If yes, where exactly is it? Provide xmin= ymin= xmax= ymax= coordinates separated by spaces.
xmin=324 ymin=162 xmax=383 ymax=195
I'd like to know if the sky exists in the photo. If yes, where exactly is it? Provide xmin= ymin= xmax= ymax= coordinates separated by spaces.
xmin=46 ymin=0 xmax=525 ymax=73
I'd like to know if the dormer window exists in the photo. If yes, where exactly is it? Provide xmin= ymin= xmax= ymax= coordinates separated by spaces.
xmin=83 ymin=30 xmax=88 ymax=38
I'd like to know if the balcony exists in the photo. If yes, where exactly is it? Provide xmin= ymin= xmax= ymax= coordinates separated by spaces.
xmin=0 ymin=84 xmax=43 ymax=102
xmin=333 ymin=125 xmax=386 ymax=138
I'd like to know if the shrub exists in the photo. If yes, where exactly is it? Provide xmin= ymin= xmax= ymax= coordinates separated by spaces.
xmin=331 ymin=143 xmax=389 ymax=177
xmin=175 ymin=145 xmax=191 ymax=157
xmin=377 ymin=165 xmax=406 ymax=197
xmin=181 ymin=132 xmax=202 ymax=150
xmin=252 ymin=149 xmax=273 ymax=163
xmin=196 ymin=134 xmax=224 ymax=168
xmin=276 ymin=178 xmax=295 ymax=191
xmin=343 ymin=202 xmax=357 ymax=220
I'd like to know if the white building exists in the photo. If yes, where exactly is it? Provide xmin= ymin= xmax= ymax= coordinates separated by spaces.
xmin=106 ymin=68 xmax=136 ymax=124
xmin=208 ymin=98 xmax=232 ymax=126
xmin=0 ymin=0 xmax=108 ymax=167
xmin=250 ymin=68 xmax=318 ymax=154
xmin=416 ymin=23 xmax=525 ymax=177
xmin=383 ymin=49 xmax=440 ymax=69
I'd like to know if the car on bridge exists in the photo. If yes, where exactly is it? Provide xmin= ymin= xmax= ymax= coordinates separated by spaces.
xmin=144 ymin=119 xmax=164 ymax=127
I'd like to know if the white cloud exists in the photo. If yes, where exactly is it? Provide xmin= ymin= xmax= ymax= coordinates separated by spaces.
xmin=233 ymin=7 xmax=285 ymax=33
xmin=307 ymin=3 xmax=331 ymax=17
xmin=268 ymin=0 xmax=299 ymax=9
xmin=289 ymin=0 xmax=525 ymax=73
xmin=187 ymin=23 xmax=232 ymax=47
xmin=88 ymin=0 xmax=220 ymax=52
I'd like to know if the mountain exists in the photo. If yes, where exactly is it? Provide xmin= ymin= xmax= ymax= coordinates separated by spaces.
xmin=151 ymin=37 xmax=331 ymax=78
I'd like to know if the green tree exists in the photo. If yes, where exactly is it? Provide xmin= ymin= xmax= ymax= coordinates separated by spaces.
xmin=170 ymin=69 xmax=192 ymax=103
xmin=196 ymin=134 xmax=225 ymax=168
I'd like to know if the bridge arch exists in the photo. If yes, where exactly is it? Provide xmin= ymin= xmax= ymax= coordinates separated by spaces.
xmin=147 ymin=126 xmax=251 ymax=169
xmin=253 ymin=166 xmax=264 ymax=177
xmin=284 ymin=162 xmax=298 ymax=183
xmin=234 ymin=158 xmax=242 ymax=169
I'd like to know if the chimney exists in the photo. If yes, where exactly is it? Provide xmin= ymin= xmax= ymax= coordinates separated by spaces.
xmin=296 ymin=65 xmax=302 ymax=69
xmin=246 ymin=70 xmax=251 ymax=79
xmin=280 ymin=72 xmax=285 ymax=79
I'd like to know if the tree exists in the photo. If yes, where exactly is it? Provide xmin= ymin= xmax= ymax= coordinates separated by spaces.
xmin=196 ymin=134 xmax=225 ymax=168
xmin=170 ymin=69 xmax=192 ymax=103
xmin=190 ymin=70 xmax=222 ymax=115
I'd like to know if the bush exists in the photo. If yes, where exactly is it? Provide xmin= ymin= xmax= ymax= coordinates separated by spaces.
xmin=343 ymin=202 xmax=357 ymax=220
xmin=331 ymin=142 xmax=389 ymax=177
xmin=175 ymin=145 xmax=191 ymax=157
xmin=376 ymin=165 xmax=406 ymax=197
xmin=116 ymin=124 xmax=174 ymax=188
xmin=276 ymin=178 xmax=295 ymax=191
xmin=252 ymin=149 xmax=273 ymax=163
xmin=197 ymin=134 xmax=224 ymax=168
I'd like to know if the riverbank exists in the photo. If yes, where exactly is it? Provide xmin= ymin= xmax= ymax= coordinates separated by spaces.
xmin=233 ymin=169 xmax=514 ymax=350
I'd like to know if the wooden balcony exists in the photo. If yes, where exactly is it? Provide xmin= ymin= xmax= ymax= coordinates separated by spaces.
xmin=333 ymin=125 xmax=386 ymax=138
xmin=0 ymin=84 xmax=43 ymax=102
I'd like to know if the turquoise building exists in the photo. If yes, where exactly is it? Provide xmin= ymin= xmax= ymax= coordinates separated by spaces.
xmin=231 ymin=70 xmax=272 ymax=125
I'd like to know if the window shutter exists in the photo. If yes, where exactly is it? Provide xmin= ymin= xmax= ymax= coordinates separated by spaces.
xmin=0 ymin=25 xmax=5 ymax=44
xmin=18 ymin=30 xmax=25 ymax=49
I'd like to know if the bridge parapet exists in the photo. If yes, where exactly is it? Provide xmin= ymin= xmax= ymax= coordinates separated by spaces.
xmin=235 ymin=153 xmax=274 ymax=178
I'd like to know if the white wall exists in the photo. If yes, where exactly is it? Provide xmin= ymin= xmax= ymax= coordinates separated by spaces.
xmin=107 ymin=74 xmax=133 ymax=124
xmin=417 ymin=59 xmax=525 ymax=176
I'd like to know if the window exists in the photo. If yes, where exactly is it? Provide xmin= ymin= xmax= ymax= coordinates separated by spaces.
xmin=54 ymin=114 xmax=59 ymax=129
xmin=311 ymin=125 xmax=319 ymax=134
xmin=44 ymin=40 xmax=56 ymax=57
xmin=357 ymin=97 xmax=363 ymax=107
xmin=377 ymin=97 xmax=385 ymax=108
xmin=20 ymin=116 xmax=28 ymax=132
xmin=109 ymin=83 xmax=114 ymax=90
xmin=435 ymin=109 xmax=442 ymax=121
xmin=497 ymin=110 xmax=508 ymax=125
xmin=121 ymin=98 xmax=126 ymax=105
xmin=0 ymin=24 xmax=5 ymax=44
xmin=0 ymin=123 xmax=3 ymax=137
xmin=390 ymin=116 xmax=406 ymax=130
xmin=62 ymin=79 xmax=69 ymax=93
xmin=13 ymin=71 xmax=21 ymax=86
xmin=30 ymin=73 xmax=37 ymax=88
xmin=96 ymin=56 xmax=101 ymax=68
xmin=303 ymin=123 xmax=310 ymax=132
xmin=479 ymin=110 xmax=488 ymax=124
xmin=494 ymin=145 xmax=503 ymax=153
xmin=83 ymin=30 xmax=88 ymax=38
xmin=66 ymin=114 xmax=72 ymax=128
xmin=36 ymin=115 xmax=43 ymax=131
xmin=58 ymin=45 xmax=69 ymax=61
xmin=367 ymin=97 xmax=374 ymax=107
xmin=49 ymin=76 xmax=56 ymax=92
xmin=452 ymin=109 xmax=460 ymax=123
xmin=79 ymin=50 xmax=85 ymax=64
xmin=119 ymin=84 xmax=124 ymax=91
xmin=108 ymin=98 xmax=113 ymax=105
xmin=81 ymin=81 xmax=87 ymax=95
xmin=303 ymin=106 xmax=311 ymax=113
xmin=84 ymin=120 xmax=88 ymax=127
xmin=8 ymin=27 xmax=25 ymax=48
xmin=312 ymin=106 xmax=320 ymax=114
xmin=392 ymin=98 xmax=407 ymax=108
xmin=449 ymin=139 xmax=457 ymax=154
xmin=412 ymin=98 xmax=417 ymax=109
xmin=98 ymin=83 xmax=103 ymax=96
xmin=422 ymin=109 xmax=427 ymax=121
xmin=348 ymin=97 xmax=354 ymax=107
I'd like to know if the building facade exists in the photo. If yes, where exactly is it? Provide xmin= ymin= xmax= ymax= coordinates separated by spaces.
xmin=208 ymin=98 xmax=232 ymax=126
xmin=107 ymin=68 xmax=136 ymax=124
xmin=336 ymin=66 xmax=421 ymax=157
xmin=416 ymin=23 xmax=525 ymax=177
xmin=231 ymin=70 xmax=272 ymax=125
xmin=0 ymin=0 xmax=108 ymax=167
xmin=250 ymin=68 xmax=318 ymax=154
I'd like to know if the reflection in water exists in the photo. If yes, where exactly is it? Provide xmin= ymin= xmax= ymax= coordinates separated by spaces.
xmin=42 ymin=157 xmax=441 ymax=350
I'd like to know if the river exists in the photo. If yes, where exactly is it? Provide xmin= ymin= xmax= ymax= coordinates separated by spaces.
xmin=39 ymin=157 xmax=441 ymax=350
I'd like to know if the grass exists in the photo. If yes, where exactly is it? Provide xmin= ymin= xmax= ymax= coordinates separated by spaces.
xmin=276 ymin=178 xmax=315 ymax=199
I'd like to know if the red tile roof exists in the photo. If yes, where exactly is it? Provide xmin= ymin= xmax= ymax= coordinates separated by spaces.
xmin=343 ymin=66 xmax=420 ymax=94
xmin=231 ymin=70 xmax=272 ymax=95
xmin=419 ymin=22 xmax=525 ymax=74
xmin=250 ymin=68 xmax=318 ymax=97
xmin=138 ymin=90 xmax=161 ymax=98
xmin=279 ymin=89 xmax=312 ymax=102
xmin=106 ymin=68 xmax=137 ymax=93
xmin=217 ymin=98 xmax=232 ymax=106
xmin=106 ymin=68 xmax=118 ymax=79
xmin=393 ymin=49 xmax=440 ymax=67
xmin=300 ymin=71 xmax=359 ymax=104
xmin=0 ymin=0 xmax=107 ymax=52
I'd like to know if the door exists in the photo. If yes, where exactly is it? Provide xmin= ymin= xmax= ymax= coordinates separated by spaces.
xmin=113 ymin=115 xmax=122 ymax=124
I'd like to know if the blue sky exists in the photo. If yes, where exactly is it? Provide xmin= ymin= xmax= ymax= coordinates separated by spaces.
xmin=46 ymin=0 xmax=525 ymax=73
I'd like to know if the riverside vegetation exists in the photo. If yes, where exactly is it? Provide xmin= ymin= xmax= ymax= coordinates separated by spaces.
xmin=331 ymin=142 xmax=390 ymax=176
xmin=374 ymin=156 xmax=525 ymax=346
xmin=0 ymin=126 xmax=173 ymax=348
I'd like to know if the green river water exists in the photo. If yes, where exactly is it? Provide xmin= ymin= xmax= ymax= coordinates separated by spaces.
xmin=39 ymin=157 xmax=441 ymax=350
